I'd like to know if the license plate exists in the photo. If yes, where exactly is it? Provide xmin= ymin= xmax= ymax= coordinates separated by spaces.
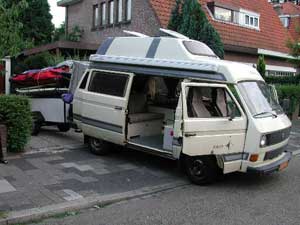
xmin=279 ymin=161 xmax=289 ymax=171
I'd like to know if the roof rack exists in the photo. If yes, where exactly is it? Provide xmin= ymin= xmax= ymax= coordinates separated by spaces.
xmin=123 ymin=30 xmax=149 ymax=37
xmin=159 ymin=28 xmax=190 ymax=40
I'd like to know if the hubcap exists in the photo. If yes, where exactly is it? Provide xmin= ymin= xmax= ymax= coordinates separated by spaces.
xmin=190 ymin=159 xmax=205 ymax=177
xmin=91 ymin=138 xmax=101 ymax=149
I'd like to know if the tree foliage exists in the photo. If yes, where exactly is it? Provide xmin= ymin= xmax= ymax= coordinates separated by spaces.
xmin=286 ymin=24 xmax=300 ymax=67
xmin=168 ymin=0 xmax=224 ymax=58
xmin=20 ymin=0 xmax=54 ymax=46
xmin=257 ymin=55 xmax=266 ymax=78
xmin=0 ymin=0 xmax=33 ymax=58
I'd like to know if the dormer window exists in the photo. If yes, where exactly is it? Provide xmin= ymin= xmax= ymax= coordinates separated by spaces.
xmin=208 ymin=2 xmax=260 ymax=30
xmin=241 ymin=10 xmax=260 ymax=29
xmin=214 ymin=7 xmax=233 ymax=22
xmin=280 ymin=16 xmax=290 ymax=28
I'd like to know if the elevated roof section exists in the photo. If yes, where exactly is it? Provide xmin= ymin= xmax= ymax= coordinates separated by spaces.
xmin=89 ymin=36 xmax=263 ymax=84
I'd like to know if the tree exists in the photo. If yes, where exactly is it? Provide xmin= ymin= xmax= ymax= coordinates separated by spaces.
xmin=168 ymin=0 xmax=224 ymax=58
xmin=0 ymin=0 xmax=33 ymax=58
xmin=168 ymin=0 xmax=182 ymax=31
xmin=20 ymin=0 xmax=54 ymax=46
xmin=257 ymin=55 xmax=266 ymax=78
xmin=286 ymin=25 xmax=300 ymax=68
xmin=53 ymin=22 xmax=66 ymax=42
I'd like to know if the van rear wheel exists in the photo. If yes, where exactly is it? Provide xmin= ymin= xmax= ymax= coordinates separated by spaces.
xmin=185 ymin=156 xmax=218 ymax=185
xmin=89 ymin=137 xmax=110 ymax=156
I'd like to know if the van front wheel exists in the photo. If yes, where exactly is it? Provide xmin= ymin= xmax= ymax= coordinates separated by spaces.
xmin=89 ymin=137 xmax=110 ymax=156
xmin=185 ymin=156 xmax=218 ymax=185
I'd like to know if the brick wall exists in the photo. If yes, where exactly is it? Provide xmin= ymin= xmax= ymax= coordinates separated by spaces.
xmin=225 ymin=51 xmax=295 ymax=68
xmin=67 ymin=0 xmax=161 ymax=45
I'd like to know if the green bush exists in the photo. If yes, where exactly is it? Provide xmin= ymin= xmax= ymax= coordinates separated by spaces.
xmin=0 ymin=95 xmax=32 ymax=152
xmin=276 ymin=85 xmax=300 ymax=114
xmin=23 ymin=52 xmax=53 ymax=70
xmin=266 ymin=75 xmax=300 ymax=85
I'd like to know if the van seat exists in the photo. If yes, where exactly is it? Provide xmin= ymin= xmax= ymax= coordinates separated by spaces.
xmin=128 ymin=93 xmax=164 ymax=123
xmin=128 ymin=113 xmax=164 ymax=123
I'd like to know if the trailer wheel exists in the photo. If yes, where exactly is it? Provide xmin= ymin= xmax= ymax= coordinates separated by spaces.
xmin=89 ymin=137 xmax=110 ymax=156
xmin=31 ymin=122 xmax=41 ymax=136
xmin=57 ymin=124 xmax=70 ymax=132
xmin=184 ymin=156 xmax=218 ymax=185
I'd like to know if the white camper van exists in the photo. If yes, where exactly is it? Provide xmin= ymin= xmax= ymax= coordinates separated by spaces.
xmin=73 ymin=30 xmax=292 ymax=184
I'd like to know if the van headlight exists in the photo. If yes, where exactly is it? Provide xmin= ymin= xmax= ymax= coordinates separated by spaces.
xmin=260 ymin=135 xmax=267 ymax=147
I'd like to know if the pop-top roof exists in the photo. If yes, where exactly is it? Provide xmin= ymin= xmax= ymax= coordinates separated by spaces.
xmin=89 ymin=34 xmax=263 ymax=84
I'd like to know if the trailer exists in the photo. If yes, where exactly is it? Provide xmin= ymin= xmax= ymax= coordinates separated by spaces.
xmin=13 ymin=61 xmax=89 ymax=135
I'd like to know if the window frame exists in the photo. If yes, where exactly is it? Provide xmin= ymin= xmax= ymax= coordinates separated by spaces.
xmin=87 ymin=69 xmax=130 ymax=98
xmin=100 ymin=2 xmax=107 ymax=26
xmin=116 ymin=0 xmax=123 ymax=23
xmin=109 ymin=0 xmax=114 ymax=25
xmin=125 ymin=0 xmax=132 ymax=21
xmin=185 ymin=86 xmax=241 ymax=119
xmin=243 ymin=14 xmax=260 ymax=29
xmin=79 ymin=70 xmax=90 ymax=90
xmin=214 ymin=6 xmax=234 ymax=23
xmin=181 ymin=82 xmax=245 ymax=121
xmin=92 ymin=4 xmax=99 ymax=29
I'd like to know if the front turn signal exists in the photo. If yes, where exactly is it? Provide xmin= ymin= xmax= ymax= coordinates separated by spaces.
xmin=250 ymin=154 xmax=259 ymax=162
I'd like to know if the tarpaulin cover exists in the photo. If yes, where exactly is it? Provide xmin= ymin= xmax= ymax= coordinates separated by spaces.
xmin=11 ymin=66 xmax=71 ymax=87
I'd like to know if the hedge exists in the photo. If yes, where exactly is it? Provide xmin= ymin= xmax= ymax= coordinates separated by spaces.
xmin=265 ymin=75 xmax=300 ymax=85
xmin=276 ymin=85 xmax=300 ymax=114
xmin=0 ymin=95 xmax=32 ymax=152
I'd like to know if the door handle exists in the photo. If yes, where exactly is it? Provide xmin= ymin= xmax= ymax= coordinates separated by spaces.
xmin=114 ymin=106 xmax=122 ymax=110
xmin=185 ymin=133 xmax=196 ymax=137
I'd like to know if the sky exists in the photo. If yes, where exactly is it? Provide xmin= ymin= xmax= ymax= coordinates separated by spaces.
xmin=48 ymin=0 xmax=66 ymax=27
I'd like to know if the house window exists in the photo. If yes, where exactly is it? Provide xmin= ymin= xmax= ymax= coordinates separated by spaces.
xmin=214 ymin=7 xmax=232 ymax=22
xmin=244 ymin=14 xmax=259 ymax=28
xmin=117 ymin=0 xmax=123 ymax=22
xmin=280 ymin=17 xmax=290 ymax=28
xmin=93 ymin=5 xmax=99 ymax=28
xmin=101 ymin=2 xmax=106 ymax=25
xmin=125 ymin=0 xmax=132 ymax=21
xmin=109 ymin=0 xmax=114 ymax=25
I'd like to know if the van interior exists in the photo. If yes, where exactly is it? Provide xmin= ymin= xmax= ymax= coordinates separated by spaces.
xmin=126 ymin=75 xmax=180 ymax=152
xmin=126 ymin=75 xmax=235 ymax=153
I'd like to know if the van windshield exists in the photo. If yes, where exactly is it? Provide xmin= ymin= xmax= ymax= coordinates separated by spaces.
xmin=238 ymin=81 xmax=283 ymax=118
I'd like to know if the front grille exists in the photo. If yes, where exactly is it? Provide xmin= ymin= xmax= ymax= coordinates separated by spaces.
xmin=266 ymin=127 xmax=291 ymax=146
xmin=264 ymin=147 xmax=285 ymax=161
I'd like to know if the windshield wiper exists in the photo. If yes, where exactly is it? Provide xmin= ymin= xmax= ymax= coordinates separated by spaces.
xmin=254 ymin=111 xmax=278 ymax=118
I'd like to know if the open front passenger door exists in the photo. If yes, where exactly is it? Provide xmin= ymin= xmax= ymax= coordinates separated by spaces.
xmin=181 ymin=82 xmax=247 ymax=173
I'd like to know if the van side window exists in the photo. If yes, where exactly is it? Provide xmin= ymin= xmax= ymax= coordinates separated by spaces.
xmin=186 ymin=87 xmax=241 ymax=118
xmin=79 ymin=72 xmax=89 ymax=89
xmin=88 ymin=71 xmax=129 ymax=97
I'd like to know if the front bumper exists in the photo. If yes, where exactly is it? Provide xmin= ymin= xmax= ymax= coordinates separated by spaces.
xmin=247 ymin=151 xmax=292 ymax=174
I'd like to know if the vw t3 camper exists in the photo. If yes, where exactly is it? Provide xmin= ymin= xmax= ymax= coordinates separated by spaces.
xmin=73 ymin=29 xmax=292 ymax=185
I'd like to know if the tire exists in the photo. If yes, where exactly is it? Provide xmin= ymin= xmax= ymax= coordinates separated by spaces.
xmin=57 ymin=124 xmax=71 ymax=132
xmin=88 ymin=137 xmax=110 ymax=156
xmin=184 ymin=156 xmax=218 ymax=185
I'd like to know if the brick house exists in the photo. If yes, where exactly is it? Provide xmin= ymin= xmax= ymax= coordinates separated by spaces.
xmin=273 ymin=1 xmax=300 ymax=40
xmin=57 ymin=0 xmax=297 ymax=76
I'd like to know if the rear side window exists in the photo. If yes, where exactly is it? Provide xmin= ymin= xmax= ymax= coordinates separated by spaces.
xmin=88 ymin=71 xmax=129 ymax=97
xmin=79 ymin=72 xmax=89 ymax=89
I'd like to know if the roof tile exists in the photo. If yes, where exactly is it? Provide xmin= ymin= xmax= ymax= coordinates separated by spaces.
xmin=149 ymin=0 xmax=291 ymax=53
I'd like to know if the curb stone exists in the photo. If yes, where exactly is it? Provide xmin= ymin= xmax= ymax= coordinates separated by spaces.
xmin=5 ymin=144 xmax=88 ymax=160
xmin=0 ymin=181 xmax=188 ymax=225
